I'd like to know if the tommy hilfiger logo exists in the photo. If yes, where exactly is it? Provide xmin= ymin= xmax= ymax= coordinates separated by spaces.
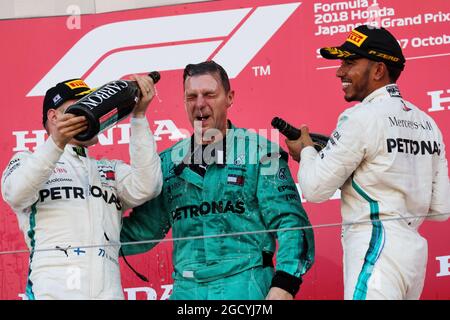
xmin=227 ymin=174 xmax=244 ymax=186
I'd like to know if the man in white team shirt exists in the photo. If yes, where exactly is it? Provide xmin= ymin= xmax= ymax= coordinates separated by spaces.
xmin=286 ymin=25 xmax=450 ymax=300
xmin=1 ymin=75 xmax=162 ymax=299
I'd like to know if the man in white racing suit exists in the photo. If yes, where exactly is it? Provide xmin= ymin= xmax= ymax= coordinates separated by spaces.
xmin=286 ymin=25 xmax=450 ymax=299
xmin=1 ymin=76 xmax=162 ymax=299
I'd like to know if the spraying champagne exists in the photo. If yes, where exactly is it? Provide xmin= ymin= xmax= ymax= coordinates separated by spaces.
xmin=65 ymin=72 xmax=160 ymax=141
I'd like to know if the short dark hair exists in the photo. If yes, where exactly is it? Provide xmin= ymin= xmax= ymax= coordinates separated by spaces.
xmin=183 ymin=60 xmax=231 ymax=93
xmin=386 ymin=64 xmax=402 ymax=83
xmin=367 ymin=59 xmax=402 ymax=83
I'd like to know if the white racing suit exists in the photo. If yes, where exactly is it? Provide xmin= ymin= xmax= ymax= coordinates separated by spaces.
xmin=1 ymin=117 xmax=162 ymax=299
xmin=299 ymin=84 xmax=450 ymax=300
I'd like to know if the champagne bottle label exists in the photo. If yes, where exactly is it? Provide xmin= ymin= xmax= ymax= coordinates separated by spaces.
xmin=99 ymin=108 xmax=119 ymax=132
xmin=65 ymin=72 xmax=160 ymax=141
xmin=76 ymin=80 xmax=130 ymax=110
xmin=65 ymin=80 xmax=138 ymax=141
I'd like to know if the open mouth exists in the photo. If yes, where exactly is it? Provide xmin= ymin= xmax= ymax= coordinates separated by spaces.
xmin=196 ymin=115 xmax=210 ymax=121
xmin=342 ymin=81 xmax=351 ymax=89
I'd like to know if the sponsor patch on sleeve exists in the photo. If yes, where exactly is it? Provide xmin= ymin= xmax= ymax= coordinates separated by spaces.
xmin=3 ymin=158 xmax=21 ymax=181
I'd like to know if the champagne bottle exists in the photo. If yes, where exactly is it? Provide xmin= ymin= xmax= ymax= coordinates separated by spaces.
xmin=65 ymin=71 xmax=160 ymax=141
xmin=271 ymin=117 xmax=330 ymax=152
xmin=271 ymin=117 xmax=301 ymax=140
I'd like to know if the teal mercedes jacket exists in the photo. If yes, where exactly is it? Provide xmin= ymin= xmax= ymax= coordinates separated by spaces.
xmin=121 ymin=123 xmax=314 ymax=284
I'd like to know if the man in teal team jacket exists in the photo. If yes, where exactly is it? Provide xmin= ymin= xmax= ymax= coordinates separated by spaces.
xmin=121 ymin=61 xmax=314 ymax=300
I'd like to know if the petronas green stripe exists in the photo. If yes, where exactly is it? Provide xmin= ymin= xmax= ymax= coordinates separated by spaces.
xmin=351 ymin=179 xmax=384 ymax=300
xmin=25 ymin=203 xmax=37 ymax=300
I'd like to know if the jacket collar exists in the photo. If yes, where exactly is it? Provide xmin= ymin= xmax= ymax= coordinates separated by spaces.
xmin=363 ymin=83 xmax=402 ymax=104
xmin=66 ymin=144 xmax=88 ymax=158
xmin=173 ymin=120 xmax=236 ymax=175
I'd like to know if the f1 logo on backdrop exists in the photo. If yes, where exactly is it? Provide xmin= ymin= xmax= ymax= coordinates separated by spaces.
xmin=28 ymin=2 xmax=301 ymax=96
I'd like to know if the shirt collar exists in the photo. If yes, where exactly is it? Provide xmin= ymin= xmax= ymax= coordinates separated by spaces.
xmin=66 ymin=144 xmax=88 ymax=158
xmin=362 ymin=84 xmax=402 ymax=104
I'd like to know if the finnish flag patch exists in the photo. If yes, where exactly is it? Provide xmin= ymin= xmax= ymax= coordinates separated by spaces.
xmin=53 ymin=94 xmax=62 ymax=105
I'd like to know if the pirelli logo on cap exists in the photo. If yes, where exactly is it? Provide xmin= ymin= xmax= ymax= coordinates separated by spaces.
xmin=65 ymin=79 xmax=89 ymax=90
xmin=346 ymin=30 xmax=368 ymax=47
